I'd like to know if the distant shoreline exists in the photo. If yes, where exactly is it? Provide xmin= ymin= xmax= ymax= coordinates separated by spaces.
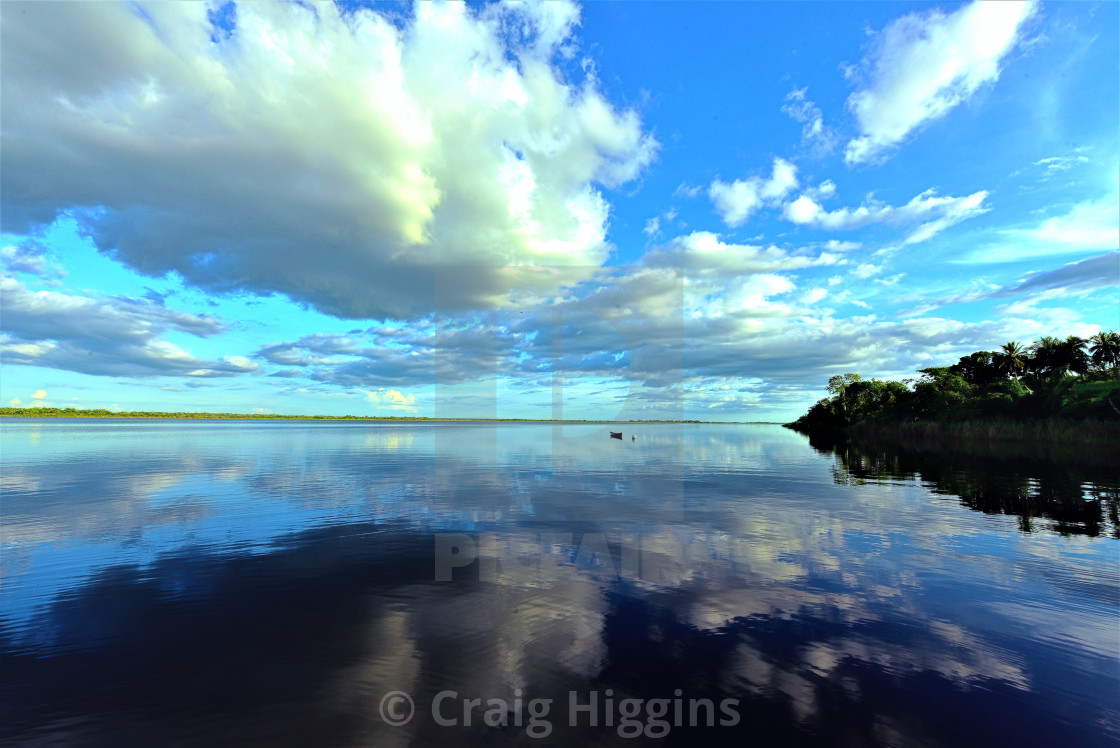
xmin=0 ymin=407 xmax=778 ymax=425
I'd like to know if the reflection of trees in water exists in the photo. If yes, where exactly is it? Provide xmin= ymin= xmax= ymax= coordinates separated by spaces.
xmin=808 ymin=432 xmax=1120 ymax=538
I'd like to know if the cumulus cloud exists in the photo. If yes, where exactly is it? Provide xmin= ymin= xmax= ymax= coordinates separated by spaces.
xmin=811 ymin=181 xmax=837 ymax=200
xmin=254 ymin=252 xmax=1049 ymax=407
xmin=844 ymin=1 xmax=1036 ymax=164
xmin=248 ymin=259 xmax=1094 ymax=420
xmin=642 ymin=232 xmax=841 ymax=276
xmin=367 ymin=388 xmax=419 ymax=412
xmin=0 ymin=1 xmax=656 ymax=320
xmin=257 ymin=324 xmax=510 ymax=389
xmin=0 ymin=275 xmax=259 ymax=378
xmin=532 ymin=265 xmax=1088 ymax=411
xmin=709 ymin=158 xmax=799 ymax=227
xmin=31 ymin=390 xmax=47 ymax=399
xmin=783 ymin=189 xmax=989 ymax=245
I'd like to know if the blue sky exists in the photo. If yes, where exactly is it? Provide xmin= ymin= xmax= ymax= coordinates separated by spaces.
xmin=1 ymin=0 xmax=1117 ymax=421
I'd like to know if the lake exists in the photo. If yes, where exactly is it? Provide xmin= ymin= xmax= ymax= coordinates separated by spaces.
xmin=1 ymin=419 xmax=1117 ymax=746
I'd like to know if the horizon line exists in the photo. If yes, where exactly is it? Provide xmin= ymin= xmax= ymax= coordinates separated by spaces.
xmin=0 ymin=406 xmax=783 ymax=425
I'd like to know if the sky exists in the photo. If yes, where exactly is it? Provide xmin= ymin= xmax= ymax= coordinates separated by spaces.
xmin=1 ymin=0 xmax=1117 ymax=422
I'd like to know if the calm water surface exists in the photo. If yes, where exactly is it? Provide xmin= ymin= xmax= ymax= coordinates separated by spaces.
xmin=1 ymin=419 xmax=1117 ymax=746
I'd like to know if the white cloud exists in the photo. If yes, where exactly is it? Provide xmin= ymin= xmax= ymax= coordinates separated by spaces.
xmin=0 ymin=274 xmax=258 ymax=378
xmin=964 ymin=195 xmax=1120 ymax=263
xmin=255 ymin=258 xmax=1103 ymax=420
xmin=259 ymin=325 xmax=509 ymax=389
xmin=1018 ymin=198 xmax=1120 ymax=250
xmin=783 ymin=88 xmax=838 ymax=154
xmin=643 ymin=232 xmax=841 ymax=275
xmin=814 ymin=181 xmax=837 ymax=200
xmin=901 ymin=193 xmax=990 ymax=246
xmin=367 ymin=388 xmax=419 ymax=412
xmin=785 ymin=196 xmax=823 ymax=225
xmin=643 ymin=217 xmax=661 ymax=237
xmin=876 ymin=273 xmax=907 ymax=287
xmin=1034 ymin=155 xmax=1089 ymax=173
xmin=783 ymin=189 xmax=989 ymax=245
xmin=221 ymin=356 xmax=257 ymax=371
xmin=31 ymin=389 xmax=47 ymax=399
xmin=1 ymin=1 xmax=656 ymax=320
xmin=8 ymin=398 xmax=22 ymax=406
xmin=709 ymin=158 xmax=799 ymax=227
xmin=902 ymin=252 xmax=1117 ymax=321
xmin=851 ymin=264 xmax=882 ymax=279
xmin=724 ymin=274 xmax=797 ymax=314
xmin=844 ymin=1 xmax=1036 ymax=164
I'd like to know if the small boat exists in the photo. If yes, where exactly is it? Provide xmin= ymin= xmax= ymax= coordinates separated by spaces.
xmin=610 ymin=431 xmax=623 ymax=439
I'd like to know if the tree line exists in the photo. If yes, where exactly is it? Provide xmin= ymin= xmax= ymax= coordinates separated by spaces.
xmin=787 ymin=331 xmax=1120 ymax=433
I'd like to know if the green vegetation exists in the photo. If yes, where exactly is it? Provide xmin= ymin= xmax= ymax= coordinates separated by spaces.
xmin=786 ymin=331 xmax=1120 ymax=445
xmin=0 ymin=408 xmax=426 ymax=420
xmin=0 ymin=407 xmax=715 ymax=424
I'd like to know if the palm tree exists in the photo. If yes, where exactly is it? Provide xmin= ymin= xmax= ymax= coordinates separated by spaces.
xmin=1031 ymin=335 xmax=1089 ymax=378
xmin=995 ymin=341 xmax=1027 ymax=378
xmin=1090 ymin=331 xmax=1120 ymax=377
xmin=1029 ymin=336 xmax=1062 ymax=378
xmin=1059 ymin=335 xmax=1089 ymax=376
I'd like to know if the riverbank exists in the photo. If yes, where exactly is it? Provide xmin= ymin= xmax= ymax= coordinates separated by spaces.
xmin=784 ymin=334 xmax=1120 ymax=450
xmin=844 ymin=417 xmax=1120 ymax=446
xmin=787 ymin=417 xmax=1120 ymax=461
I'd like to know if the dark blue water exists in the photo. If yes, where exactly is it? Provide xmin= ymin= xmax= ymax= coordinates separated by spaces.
xmin=1 ymin=419 xmax=1117 ymax=746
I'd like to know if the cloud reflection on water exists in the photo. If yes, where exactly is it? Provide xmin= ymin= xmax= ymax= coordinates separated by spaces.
xmin=1 ymin=420 xmax=1116 ymax=745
